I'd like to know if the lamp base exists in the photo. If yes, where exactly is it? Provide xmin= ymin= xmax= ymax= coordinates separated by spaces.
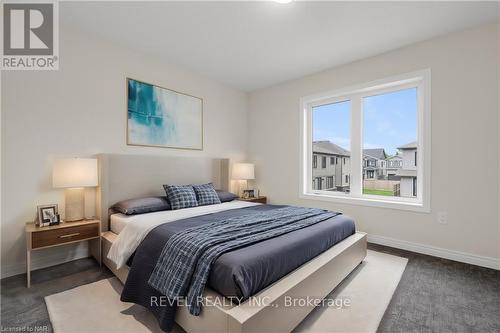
xmin=238 ymin=180 xmax=248 ymax=198
xmin=65 ymin=188 xmax=85 ymax=222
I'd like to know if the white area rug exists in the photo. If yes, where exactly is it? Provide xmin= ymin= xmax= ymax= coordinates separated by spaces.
xmin=45 ymin=250 xmax=407 ymax=333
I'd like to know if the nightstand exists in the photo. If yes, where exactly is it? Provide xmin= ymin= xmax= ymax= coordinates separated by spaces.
xmin=25 ymin=219 xmax=101 ymax=288
xmin=238 ymin=196 xmax=267 ymax=204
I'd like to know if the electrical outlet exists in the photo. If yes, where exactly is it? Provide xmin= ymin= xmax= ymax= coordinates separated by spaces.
xmin=437 ymin=212 xmax=447 ymax=224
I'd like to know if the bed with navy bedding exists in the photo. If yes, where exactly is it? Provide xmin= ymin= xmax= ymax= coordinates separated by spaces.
xmin=119 ymin=204 xmax=356 ymax=332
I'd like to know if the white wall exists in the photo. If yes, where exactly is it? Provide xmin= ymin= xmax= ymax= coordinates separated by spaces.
xmin=498 ymin=22 xmax=500 ymax=270
xmin=1 ymin=25 xmax=248 ymax=278
xmin=2 ymin=22 xmax=499 ymax=279
xmin=248 ymin=23 xmax=500 ymax=265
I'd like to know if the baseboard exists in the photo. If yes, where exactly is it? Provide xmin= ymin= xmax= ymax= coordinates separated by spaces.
xmin=1 ymin=245 xmax=90 ymax=279
xmin=367 ymin=234 xmax=500 ymax=270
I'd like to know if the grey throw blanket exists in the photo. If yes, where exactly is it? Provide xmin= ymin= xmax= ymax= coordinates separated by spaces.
xmin=147 ymin=206 xmax=339 ymax=315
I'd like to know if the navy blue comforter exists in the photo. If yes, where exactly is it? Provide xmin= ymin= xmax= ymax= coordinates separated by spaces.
xmin=120 ymin=204 xmax=355 ymax=332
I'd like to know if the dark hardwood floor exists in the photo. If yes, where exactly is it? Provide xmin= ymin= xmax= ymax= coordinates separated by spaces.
xmin=1 ymin=244 xmax=499 ymax=332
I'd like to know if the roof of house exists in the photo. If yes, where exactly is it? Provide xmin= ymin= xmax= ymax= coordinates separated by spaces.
xmin=363 ymin=148 xmax=386 ymax=160
xmin=386 ymin=154 xmax=402 ymax=160
xmin=313 ymin=141 xmax=350 ymax=156
xmin=398 ymin=141 xmax=417 ymax=150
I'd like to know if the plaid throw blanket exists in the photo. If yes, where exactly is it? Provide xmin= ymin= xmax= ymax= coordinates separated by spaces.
xmin=147 ymin=206 xmax=339 ymax=315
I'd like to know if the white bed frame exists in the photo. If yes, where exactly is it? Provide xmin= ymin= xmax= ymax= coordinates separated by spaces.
xmin=96 ymin=153 xmax=367 ymax=333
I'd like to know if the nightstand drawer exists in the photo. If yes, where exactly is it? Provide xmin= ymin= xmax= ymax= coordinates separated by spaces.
xmin=239 ymin=196 xmax=267 ymax=204
xmin=32 ymin=223 xmax=99 ymax=249
xmin=250 ymin=197 xmax=267 ymax=204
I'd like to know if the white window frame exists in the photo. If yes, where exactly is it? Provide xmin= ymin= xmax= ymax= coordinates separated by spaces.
xmin=299 ymin=69 xmax=431 ymax=212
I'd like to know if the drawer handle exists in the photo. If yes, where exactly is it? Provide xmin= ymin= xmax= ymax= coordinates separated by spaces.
xmin=59 ymin=233 xmax=80 ymax=238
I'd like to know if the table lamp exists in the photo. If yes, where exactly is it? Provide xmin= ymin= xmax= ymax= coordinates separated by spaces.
xmin=232 ymin=163 xmax=255 ymax=197
xmin=52 ymin=158 xmax=98 ymax=221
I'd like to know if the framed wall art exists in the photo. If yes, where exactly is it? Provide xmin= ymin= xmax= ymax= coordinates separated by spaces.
xmin=127 ymin=78 xmax=203 ymax=150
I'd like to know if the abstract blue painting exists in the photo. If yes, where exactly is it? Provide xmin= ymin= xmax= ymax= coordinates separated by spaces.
xmin=127 ymin=78 xmax=203 ymax=150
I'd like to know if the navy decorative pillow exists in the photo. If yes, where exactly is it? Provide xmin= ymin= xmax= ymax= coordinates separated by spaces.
xmin=216 ymin=190 xmax=238 ymax=203
xmin=112 ymin=196 xmax=170 ymax=215
xmin=193 ymin=183 xmax=222 ymax=206
xmin=163 ymin=185 xmax=198 ymax=210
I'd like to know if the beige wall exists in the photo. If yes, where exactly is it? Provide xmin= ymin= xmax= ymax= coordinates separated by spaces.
xmin=248 ymin=23 xmax=500 ymax=262
xmin=1 ymin=25 xmax=248 ymax=277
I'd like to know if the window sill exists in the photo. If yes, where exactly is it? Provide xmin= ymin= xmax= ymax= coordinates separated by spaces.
xmin=300 ymin=192 xmax=430 ymax=213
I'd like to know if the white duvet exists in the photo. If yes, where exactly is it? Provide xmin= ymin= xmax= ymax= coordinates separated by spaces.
xmin=107 ymin=201 xmax=260 ymax=269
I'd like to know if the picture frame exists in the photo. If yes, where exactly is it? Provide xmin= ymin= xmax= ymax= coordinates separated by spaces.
xmin=127 ymin=78 xmax=203 ymax=150
xmin=243 ymin=189 xmax=255 ymax=199
xmin=37 ymin=204 xmax=60 ymax=227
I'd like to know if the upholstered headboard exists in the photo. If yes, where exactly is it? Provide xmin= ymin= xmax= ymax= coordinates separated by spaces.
xmin=96 ymin=154 xmax=230 ymax=231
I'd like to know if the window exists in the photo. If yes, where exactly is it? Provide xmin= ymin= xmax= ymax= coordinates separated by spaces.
xmin=301 ymin=70 xmax=430 ymax=212
xmin=326 ymin=176 xmax=334 ymax=189
xmin=363 ymin=87 xmax=417 ymax=198
xmin=389 ymin=159 xmax=402 ymax=168
xmin=322 ymin=156 xmax=326 ymax=168
xmin=313 ymin=155 xmax=317 ymax=168
xmin=314 ymin=177 xmax=323 ymax=190
xmin=311 ymin=100 xmax=351 ymax=194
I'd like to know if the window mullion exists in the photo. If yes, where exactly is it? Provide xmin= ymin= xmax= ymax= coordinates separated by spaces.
xmin=350 ymin=95 xmax=362 ymax=197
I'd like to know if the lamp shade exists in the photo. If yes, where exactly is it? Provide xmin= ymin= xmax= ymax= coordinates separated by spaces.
xmin=232 ymin=163 xmax=255 ymax=180
xmin=53 ymin=158 xmax=98 ymax=188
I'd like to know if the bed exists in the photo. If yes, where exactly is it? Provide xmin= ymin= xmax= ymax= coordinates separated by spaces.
xmin=96 ymin=153 xmax=367 ymax=333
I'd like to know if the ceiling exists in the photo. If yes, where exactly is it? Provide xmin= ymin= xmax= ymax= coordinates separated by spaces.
xmin=61 ymin=2 xmax=499 ymax=92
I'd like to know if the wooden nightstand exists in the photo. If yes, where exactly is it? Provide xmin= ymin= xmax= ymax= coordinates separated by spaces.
xmin=238 ymin=196 xmax=267 ymax=204
xmin=25 ymin=219 xmax=101 ymax=288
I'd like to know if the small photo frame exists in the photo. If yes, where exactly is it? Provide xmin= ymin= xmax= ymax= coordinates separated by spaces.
xmin=37 ymin=204 xmax=60 ymax=227
xmin=243 ymin=189 xmax=255 ymax=199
